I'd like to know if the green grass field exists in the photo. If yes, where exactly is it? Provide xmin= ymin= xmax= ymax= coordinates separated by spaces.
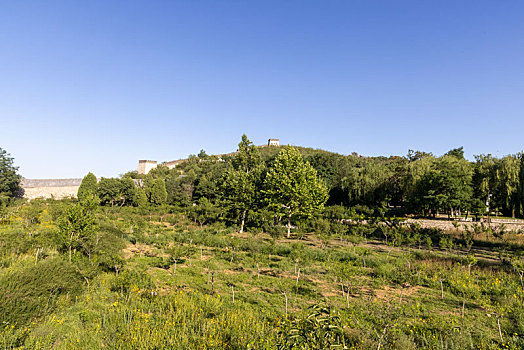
xmin=1 ymin=200 xmax=523 ymax=349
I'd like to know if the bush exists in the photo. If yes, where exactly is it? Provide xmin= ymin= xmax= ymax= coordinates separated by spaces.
xmin=0 ymin=258 xmax=83 ymax=325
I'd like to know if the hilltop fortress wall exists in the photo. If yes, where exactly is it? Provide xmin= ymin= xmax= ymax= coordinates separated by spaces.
xmin=22 ymin=178 xmax=82 ymax=200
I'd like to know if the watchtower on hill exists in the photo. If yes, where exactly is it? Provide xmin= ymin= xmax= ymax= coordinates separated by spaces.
xmin=137 ymin=160 xmax=158 ymax=175
xmin=268 ymin=138 xmax=280 ymax=146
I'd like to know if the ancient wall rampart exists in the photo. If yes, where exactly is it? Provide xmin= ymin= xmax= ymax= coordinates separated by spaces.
xmin=22 ymin=178 xmax=82 ymax=200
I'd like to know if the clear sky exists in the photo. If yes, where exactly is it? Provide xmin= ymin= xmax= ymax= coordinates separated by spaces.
xmin=1 ymin=1 xmax=524 ymax=178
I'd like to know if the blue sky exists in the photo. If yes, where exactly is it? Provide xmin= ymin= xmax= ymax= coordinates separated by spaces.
xmin=1 ymin=1 xmax=524 ymax=178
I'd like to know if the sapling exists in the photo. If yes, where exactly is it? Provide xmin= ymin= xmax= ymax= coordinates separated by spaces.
xmin=464 ymin=254 xmax=477 ymax=275
xmin=399 ymin=283 xmax=410 ymax=305
xmin=346 ymin=283 xmax=351 ymax=308
xmin=511 ymin=256 xmax=524 ymax=289
xmin=229 ymin=283 xmax=235 ymax=303
xmin=282 ymin=291 xmax=288 ymax=318
xmin=425 ymin=236 xmax=433 ymax=250
xmin=496 ymin=313 xmax=504 ymax=343
xmin=461 ymin=228 xmax=474 ymax=252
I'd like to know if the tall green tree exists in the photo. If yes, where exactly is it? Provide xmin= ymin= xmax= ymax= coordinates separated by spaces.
xmin=341 ymin=159 xmax=392 ymax=207
xmin=436 ymin=154 xmax=473 ymax=216
xmin=97 ymin=178 xmax=121 ymax=206
xmin=406 ymin=153 xmax=472 ymax=216
xmin=495 ymin=155 xmax=520 ymax=217
xmin=472 ymin=154 xmax=498 ymax=215
xmin=263 ymin=147 xmax=328 ymax=238
xmin=518 ymin=153 xmax=524 ymax=216
xmin=134 ymin=187 xmax=148 ymax=207
xmin=150 ymin=178 xmax=167 ymax=205
xmin=404 ymin=153 xmax=436 ymax=214
xmin=0 ymin=147 xmax=23 ymax=205
xmin=77 ymin=172 xmax=98 ymax=202
xmin=119 ymin=178 xmax=137 ymax=206
xmin=96 ymin=178 xmax=137 ymax=207
xmin=222 ymin=134 xmax=263 ymax=233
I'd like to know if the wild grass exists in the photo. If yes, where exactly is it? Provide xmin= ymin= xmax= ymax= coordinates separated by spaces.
xmin=0 ymin=201 xmax=523 ymax=349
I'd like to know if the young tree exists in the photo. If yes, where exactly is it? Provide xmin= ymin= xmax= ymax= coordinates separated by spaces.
xmin=58 ymin=198 xmax=97 ymax=263
xmin=222 ymin=134 xmax=263 ymax=233
xmin=150 ymin=178 xmax=167 ymax=205
xmin=77 ymin=172 xmax=98 ymax=202
xmin=0 ymin=147 xmax=23 ymax=205
xmin=263 ymin=147 xmax=328 ymax=238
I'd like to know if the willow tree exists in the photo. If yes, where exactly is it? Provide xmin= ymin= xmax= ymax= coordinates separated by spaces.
xmin=472 ymin=154 xmax=498 ymax=215
xmin=263 ymin=146 xmax=328 ymax=238
xmin=495 ymin=155 xmax=520 ymax=217
xmin=221 ymin=134 xmax=263 ymax=233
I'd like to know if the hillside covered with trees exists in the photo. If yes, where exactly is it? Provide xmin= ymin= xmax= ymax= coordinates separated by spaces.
xmin=86 ymin=135 xmax=524 ymax=226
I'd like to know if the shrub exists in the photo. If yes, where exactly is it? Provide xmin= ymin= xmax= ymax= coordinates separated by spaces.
xmin=0 ymin=258 xmax=83 ymax=325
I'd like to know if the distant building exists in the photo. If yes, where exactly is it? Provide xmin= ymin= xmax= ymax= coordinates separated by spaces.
xmin=268 ymin=138 xmax=280 ymax=146
xmin=137 ymin=160 xmax=158 ymax=174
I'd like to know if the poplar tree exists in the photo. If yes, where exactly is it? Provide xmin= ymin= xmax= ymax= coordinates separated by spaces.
xmin=222 ymin=134 xmax=263 ymax=233
xmin=263 ymin=146 xmax=328 ymax=238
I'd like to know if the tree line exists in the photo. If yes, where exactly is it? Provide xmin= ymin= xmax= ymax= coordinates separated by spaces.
xmin=2 ymin=137 xmax=524 ymax=232
xmin=72 ymin=136 xmax=524 ymax=235
xmin=77 ymin=135 xmax=328 ymax=235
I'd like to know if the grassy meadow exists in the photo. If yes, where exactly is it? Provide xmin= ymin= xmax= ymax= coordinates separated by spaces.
xmin=0 ymin=199 xmax=523 ymax=349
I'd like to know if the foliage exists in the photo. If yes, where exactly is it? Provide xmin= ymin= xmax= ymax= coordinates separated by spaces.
xmin=77 ymin=172 xmax=98 ymax=202
xmin=57 ymin=198 xmax=97 ymax=262
xmin=1 ymin=199 xmax=524 ymax=349
xmin=0 ymin=147 xmax=23 ymax=205
xmin=221 ymin=134 xmax=263 ymax=233
xmin=0 ymin=258 xmax=83 ymax=326
xmin=276 ymin=304 xmax=348 ymax=349
xmin=150 ymin=178 xmax=167 ymax=205
xmin=264 ymin=147 xmax=328 ymax=237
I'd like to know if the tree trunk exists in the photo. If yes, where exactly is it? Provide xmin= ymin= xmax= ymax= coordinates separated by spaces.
xmin=239 ymin=210 xmax=246 ymax=233
xmin=287 ymin=212 xmax=292 ymax=238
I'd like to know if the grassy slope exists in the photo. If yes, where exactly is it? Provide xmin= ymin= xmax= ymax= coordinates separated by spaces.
xmin=1 ymin=206 xmax=523 ymax=349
